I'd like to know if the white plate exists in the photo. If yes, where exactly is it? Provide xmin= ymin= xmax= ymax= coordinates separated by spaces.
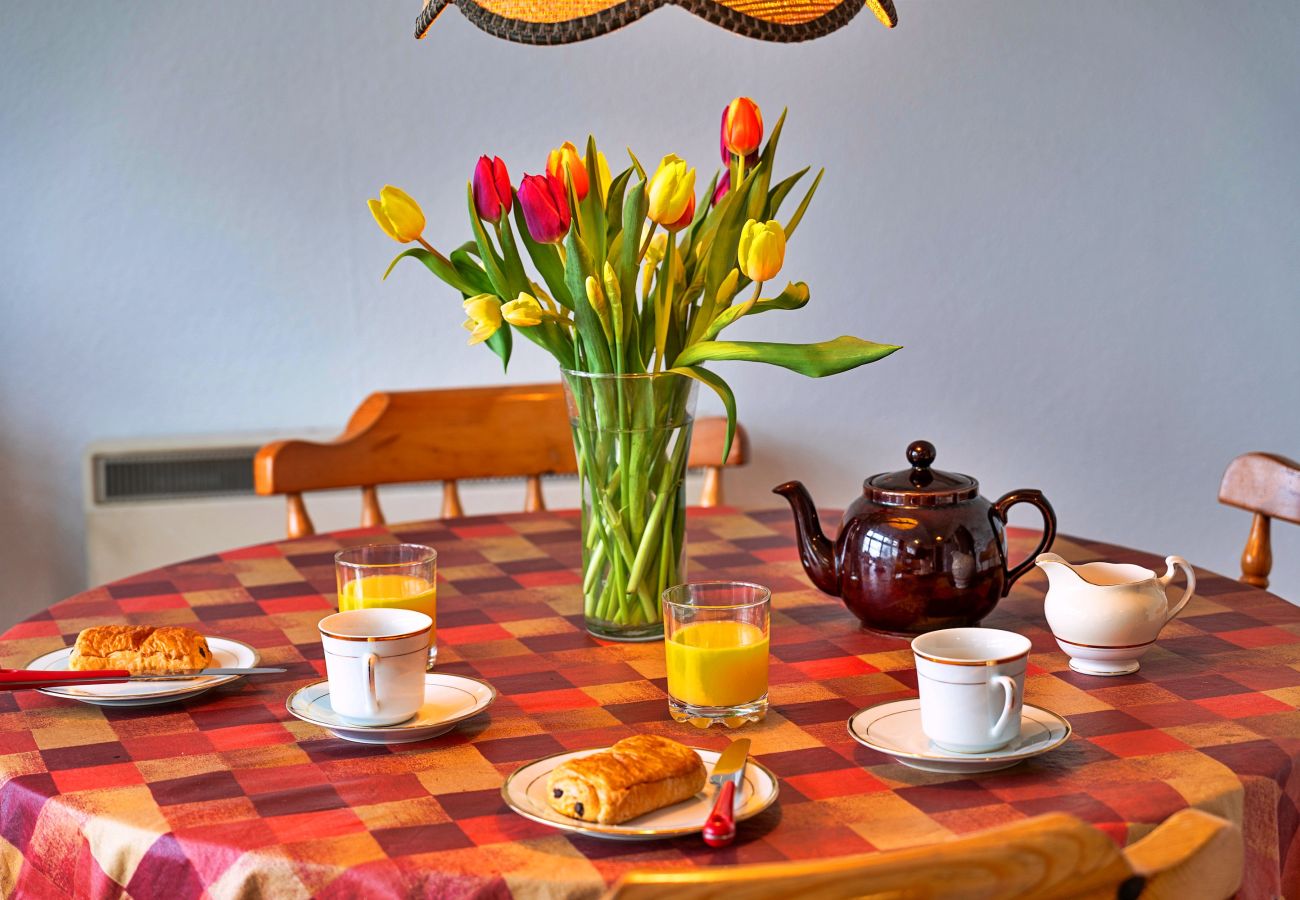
xmin=848 ymin=699 xmax=1072 ymax=774
xmin=502 ymin=746 xmax=779 ymax=841
xmin=24 ymin=638 xmax=261 ymax=708
xmin=286 ymin=673 xmax=496 ymax=744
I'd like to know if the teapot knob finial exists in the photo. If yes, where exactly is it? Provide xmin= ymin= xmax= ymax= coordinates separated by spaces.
xmin=907 ymin=440 xmax=936 ymax=470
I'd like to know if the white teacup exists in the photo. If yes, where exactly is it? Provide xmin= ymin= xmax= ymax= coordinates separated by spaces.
xmin=911 ymin=628 xmax=1031 ymax=753
xmin=319 ymin=608 xmax=432 ymax=726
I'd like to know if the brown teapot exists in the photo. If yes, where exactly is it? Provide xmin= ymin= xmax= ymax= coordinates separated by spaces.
xmin=773 ymin=440 xmax=1057 ymax=636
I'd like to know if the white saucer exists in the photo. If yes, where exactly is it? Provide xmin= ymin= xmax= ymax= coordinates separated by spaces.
xmin=847 ymin=699 xmax=1072 ymax=773
xmin=502 ymin=746 xmax=779 ymax=841
xmin=24 ymin=638 xmax=260 ymax=707
xmin=286 ymin=673 xmax=496 ymax=744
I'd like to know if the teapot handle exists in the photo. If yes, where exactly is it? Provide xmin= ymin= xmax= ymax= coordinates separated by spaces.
xmin=1159 ymin=556 xmax=1197 ymax=623
xmin=992 ymin=489 xmax=1058 ymax=596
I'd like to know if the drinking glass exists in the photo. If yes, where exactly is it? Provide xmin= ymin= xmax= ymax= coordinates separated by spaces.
xmin=662 ymin=581 xmax=770 ymax=728
xmin=335 ymin=544 xmax=438 ymax=671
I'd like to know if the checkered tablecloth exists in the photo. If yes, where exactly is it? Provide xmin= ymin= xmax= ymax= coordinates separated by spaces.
xmin=0 ymin=509 xmax=1297 ymax=898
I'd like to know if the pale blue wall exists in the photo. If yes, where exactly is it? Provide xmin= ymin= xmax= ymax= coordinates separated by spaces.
xmin=1 ymin=1 xmax=1297 ymax=625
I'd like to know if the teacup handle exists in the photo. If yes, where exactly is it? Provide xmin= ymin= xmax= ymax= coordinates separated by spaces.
xmin=990 ymin=674 xmax=1019 ymax=739
xmin=362 ymin=652 xmax=380 ymax=717
xmin=1159 ymin=556 xmax=1197 ymax=623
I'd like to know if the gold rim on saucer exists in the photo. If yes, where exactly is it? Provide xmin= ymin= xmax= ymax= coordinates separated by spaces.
xmin=284 ymin=673 xmax=497 ymax=733
xmin=846 ymin=698 xmax=1072 ymax=763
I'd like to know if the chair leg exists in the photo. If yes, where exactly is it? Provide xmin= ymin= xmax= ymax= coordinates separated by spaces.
xmin=700 ymin=467 xmax=723 ymax=508
xmin=524 ymin=475 xmax=546 ymax=513
xmin=286 ymin=493 xmax=315 ymax=539
xmin=441 ymin=480 xmax=464 ymax=519
xmin=1241 ymin=513 xmax=1271 ymax=589
xmin=361 ymin=486 xmax=385 ymax=528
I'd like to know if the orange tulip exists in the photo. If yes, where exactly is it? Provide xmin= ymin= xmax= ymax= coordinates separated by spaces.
xmin=546 ymin=141 xmax=589 ymax=201
xmin=720 ymin=97 xmax=763 ymax=160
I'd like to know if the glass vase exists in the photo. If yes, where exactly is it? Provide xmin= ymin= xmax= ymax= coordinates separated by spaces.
xmin=561 ymin=370 xmax=699 ymax=641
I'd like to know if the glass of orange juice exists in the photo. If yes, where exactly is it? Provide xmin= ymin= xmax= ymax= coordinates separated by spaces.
xmin=662 ymin=581 xmax=770 ymax=728
xmin=335 ymin=544 xmax=438 ymax=671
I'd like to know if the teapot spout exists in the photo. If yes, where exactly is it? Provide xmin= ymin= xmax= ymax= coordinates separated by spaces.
xmin=773 ymin=481 xmax=840 ymax=596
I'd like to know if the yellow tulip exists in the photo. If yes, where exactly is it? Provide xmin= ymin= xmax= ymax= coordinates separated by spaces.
xmin=462 ymin=294 xmax=502 ymax=345
xmin=646 ymin=154 xmax=696 ymax=229
xmin=368 ymin=185 xmax=425 ymax=243
xmin=737 ymin=218 xmax=786 ymax=282
xmin=501 ymin=293 xmax=544 ymax=327
xmin=593 ymin=150 xmax=611 ymax=202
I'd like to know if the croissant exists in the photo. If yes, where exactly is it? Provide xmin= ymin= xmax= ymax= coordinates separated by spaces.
xmin=546 ymin=734 xmax=706 ymax=825
xmin=69 ymin=625 xmax=212 ymax=675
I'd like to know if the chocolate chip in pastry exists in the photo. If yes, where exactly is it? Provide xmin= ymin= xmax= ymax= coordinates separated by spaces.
xmin=545 ymin=734 xmax=707 ymax=825
xmin=68 ymin=625 xmax=212 ymax=675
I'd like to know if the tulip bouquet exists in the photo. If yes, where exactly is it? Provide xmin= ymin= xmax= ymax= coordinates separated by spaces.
xmin=371 ymin=97 xmax=899 ymax=640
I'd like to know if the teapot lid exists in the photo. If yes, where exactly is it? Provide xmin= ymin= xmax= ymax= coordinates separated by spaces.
xmin=864 ymin=440 xmax=979 ymax=507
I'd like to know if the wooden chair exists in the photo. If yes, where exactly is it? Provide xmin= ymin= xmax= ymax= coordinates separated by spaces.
xmin=254 ymin=384 xmax=749 ymax=538
xmin=1218 ymin=452 xmax=1300 ymax=589
xmin=606 ymin=808 xmax=1241 ymax=900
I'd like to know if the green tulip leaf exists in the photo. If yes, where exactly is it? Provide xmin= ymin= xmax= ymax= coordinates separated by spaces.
xmin=668 ymin=365 xmax=736 ymax=464
xmin=486 ymin=321 xmax=512 ymax=371
xmin=674 ymin=335 xmax=902 ymax=377
xmin=753 ymin=281 xmax=811 ymax=313
xmin=383 ymin=247 xmax=479 ymax=297
xmin=466 ymin=183 xmax=510 ymax=297
xmin=747 ymin=108 xmax=787 ymax=221
xmin=448 ymin=247 xmax=494 ymax=295
xmin=604 ymin=167 xmax=634 ymax=242
xmin=783 ymin=167 xmax=823 ymax=242
xmin=767 ymin=166 xmax=809 ymax=220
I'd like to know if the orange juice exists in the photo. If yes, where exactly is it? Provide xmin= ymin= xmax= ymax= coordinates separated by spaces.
xmin=665 ymin=620 xmax=769 ymax=707
xmin=339 ymin=574 xmax=437 ymax=648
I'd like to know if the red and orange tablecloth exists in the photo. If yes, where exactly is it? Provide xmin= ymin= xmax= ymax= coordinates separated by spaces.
xmin=0 ymin=509 xmax=1297 ymax=897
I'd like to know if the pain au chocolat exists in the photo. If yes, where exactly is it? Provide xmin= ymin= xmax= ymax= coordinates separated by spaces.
xmin=69 ymin=625 xmax=212 ymax=675
xmin=545 ymin=734 xmax=706 ymax=825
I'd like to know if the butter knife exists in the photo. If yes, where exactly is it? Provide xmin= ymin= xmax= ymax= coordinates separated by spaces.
xmin=702 ymin=738 xmax=750 ymax=847
xmin=0 ymin=668 xmax=286 ymax=690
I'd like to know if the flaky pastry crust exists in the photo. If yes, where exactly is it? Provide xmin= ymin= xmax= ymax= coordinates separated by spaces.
xmin=69 ymin=625 xmax=212 ymax=674
xmin=545 ymin=734 xmax=706 ymax=825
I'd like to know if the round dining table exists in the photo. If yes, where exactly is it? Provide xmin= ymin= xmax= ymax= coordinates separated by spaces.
xmin=1 ymin=508 xmax=1297 ymax=898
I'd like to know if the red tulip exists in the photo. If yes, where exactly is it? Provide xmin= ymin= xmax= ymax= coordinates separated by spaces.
xmin=517 ymin=172 xmax=571 ymax=244
xmin=720 ymin=97 xmax=763 ymax=160
xmin=473 ymin=155 xmax=512 ymax=224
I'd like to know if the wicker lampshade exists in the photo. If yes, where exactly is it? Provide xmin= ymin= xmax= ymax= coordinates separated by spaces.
xmin=416 ymin=1 xmax=897 ymax=44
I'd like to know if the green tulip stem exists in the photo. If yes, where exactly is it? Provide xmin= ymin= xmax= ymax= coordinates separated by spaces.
xmin=638 ymin=223 xmax=658 ymax=259
xmin=625 ymin=427 xmax=689 ymax=595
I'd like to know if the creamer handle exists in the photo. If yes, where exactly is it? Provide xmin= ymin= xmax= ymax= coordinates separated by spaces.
xmin=1159 ymin=556 xmax=1196 ymax=623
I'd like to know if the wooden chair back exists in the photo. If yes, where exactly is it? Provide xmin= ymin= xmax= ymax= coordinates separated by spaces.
xmin=606 ymin=808 xmax=1241 ymax=900
xmin=255 ymin=384 xmax=748 ymax=538
xmin=1218 ymin=451 xmax=1300 ymax=589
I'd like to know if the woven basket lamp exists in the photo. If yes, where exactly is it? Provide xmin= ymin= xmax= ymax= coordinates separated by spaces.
xmin=416 ymin=1 xmax=898 ymax=44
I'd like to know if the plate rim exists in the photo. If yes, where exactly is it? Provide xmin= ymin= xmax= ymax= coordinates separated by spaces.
xmin=24 ymin=636 xmax=262 ymax=701
xmin=500 ymin=745 xmax=780 ymax=839
xmin=847 ymin=698 xmax=1072 ymax=764
xmin=284 ymin=672 xmax=498 ymax=733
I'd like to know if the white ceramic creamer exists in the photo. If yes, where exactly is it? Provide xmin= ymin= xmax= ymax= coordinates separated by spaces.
xmin=1036 ymin=553 xmax=1195 ymax=676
